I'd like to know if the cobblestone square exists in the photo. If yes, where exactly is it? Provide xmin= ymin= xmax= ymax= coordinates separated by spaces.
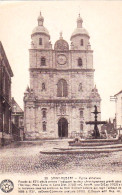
xmin=0 ymin=141 xmax=122 ymax=175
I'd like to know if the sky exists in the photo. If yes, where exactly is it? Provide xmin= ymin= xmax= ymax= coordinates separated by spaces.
xmin=0 ymin=1 xmax=122 ymax=120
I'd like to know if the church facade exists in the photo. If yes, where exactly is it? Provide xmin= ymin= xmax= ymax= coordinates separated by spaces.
xmin=24 ymin=12 xmax=101 ymax=139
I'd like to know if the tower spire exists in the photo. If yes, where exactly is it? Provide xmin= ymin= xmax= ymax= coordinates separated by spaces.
xmin=38 ymin=11 xmax=44 ymax=26
xmin=59 ymin=31 xmax=63 ymax=39
xmin=77 ymin=13 xmax=83 ymax=28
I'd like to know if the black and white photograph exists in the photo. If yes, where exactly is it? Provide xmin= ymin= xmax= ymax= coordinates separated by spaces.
xmin=0 ymin=1 xmax=122 ymax=194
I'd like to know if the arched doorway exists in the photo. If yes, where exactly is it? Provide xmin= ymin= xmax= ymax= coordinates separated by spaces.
xmin=58 ymin=118 xmax=68 ymax=138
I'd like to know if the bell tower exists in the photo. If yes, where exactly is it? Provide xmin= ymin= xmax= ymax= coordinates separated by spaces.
xmin=70 ymin=14 xmax=90 ymax=51
xmin=31 ymin=12 xmax=52 ymax=50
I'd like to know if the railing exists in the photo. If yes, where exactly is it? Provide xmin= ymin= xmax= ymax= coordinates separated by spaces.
xmin=68 ymin=132 xmax=83 ymax=138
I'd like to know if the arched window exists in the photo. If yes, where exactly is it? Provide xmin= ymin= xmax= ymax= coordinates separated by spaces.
xmin=42 ymin=108 xmax=46 ymax=118
xmin=57 ymin=79 xmax=68 ymax=97
xmin=42 ymin=121 xmax=46 ymax=131
xmin=81 ymin=39 xmax=83 ymax=46
xmin=41 ymin=57 xmax=46 ymax=66
xmin=80 ymin=110 xmax=83 ymax=118
xmin=78 ymin=58 xmax=82 ymax=66
xmin=42 ymin=110 xmax=46 ymax=118
xmin=39 ymin=38 xmax=42 ymax=45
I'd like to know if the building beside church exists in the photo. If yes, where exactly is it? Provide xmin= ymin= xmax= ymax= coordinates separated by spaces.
xmin=24 ymin=12 xmax=101 ymax=139
xmin=0 ymin=41 xmax=13 ymax=145
xmin=11 ymin=97 xmax=24 ymax=141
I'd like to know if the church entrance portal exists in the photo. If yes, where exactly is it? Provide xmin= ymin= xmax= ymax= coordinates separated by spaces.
xmin=58 ymin=118 xmax=68 ymax=138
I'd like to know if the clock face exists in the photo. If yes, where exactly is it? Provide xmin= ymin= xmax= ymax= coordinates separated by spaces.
xmin=57 ymin=54 xmax=67 ymax=65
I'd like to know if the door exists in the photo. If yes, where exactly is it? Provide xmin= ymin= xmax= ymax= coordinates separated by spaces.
xmin=58 ymin=118 xmax=68 ymax=138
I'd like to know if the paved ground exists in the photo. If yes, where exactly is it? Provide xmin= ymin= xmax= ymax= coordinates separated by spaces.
xmin=0 ymin=140 xmax=122 ymax=175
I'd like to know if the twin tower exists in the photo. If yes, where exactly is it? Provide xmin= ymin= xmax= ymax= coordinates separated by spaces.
xmin=24 ymin=12 xmax=101 ymax=139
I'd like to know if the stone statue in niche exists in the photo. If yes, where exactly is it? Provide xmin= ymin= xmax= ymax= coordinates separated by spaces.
xmin=60 ymin=104 xmax=66 ymax=114
xmin=49 ymin=73 xmax=53 ymax=78
xmin=42 ymin=83 xmax=46 ymax=91
xmin=78 ymin=83 xmax=83 ymax=91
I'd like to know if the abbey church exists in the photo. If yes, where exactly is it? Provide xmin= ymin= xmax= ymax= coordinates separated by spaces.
xmin=24 ymin=12 xmax=101 ymax=139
